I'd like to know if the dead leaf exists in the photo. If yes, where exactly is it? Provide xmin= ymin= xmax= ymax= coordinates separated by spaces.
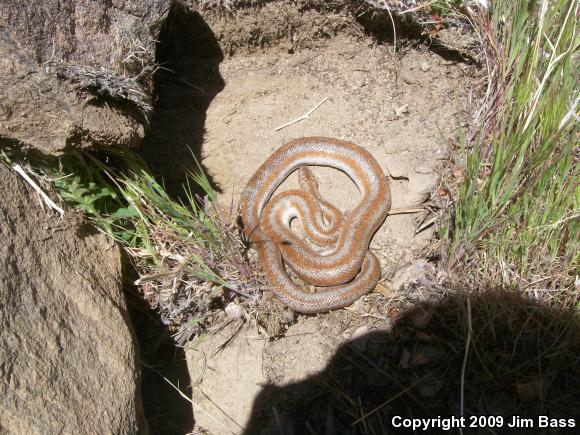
xmin=410 ymin=307 xmax=434 ymax=329
xmin=516 ymin=379 xmax=543 ymax=402
xmin=399 ymin=348 xmax=411 ymax=368
xmin=386 ymin=306 xmax=404 ymax=321
xmin=376 ymin=282 xmax=395 ymax=297
xmin=436 ymin=187 xmax=449 ymax=197
xmin=415 ymin=331 xmax=433 ymax=342
xmin=452 ymin=165 xmax=464 ymax=179
xmin=431 ymin=23 xmax=443 ymax=39
xmin=410 ymin=352 xmax=430 ymax=367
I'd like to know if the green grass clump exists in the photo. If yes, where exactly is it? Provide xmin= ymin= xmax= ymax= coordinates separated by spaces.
xmin=451 ymin=0 xmax=579 ymax=296
xmin=37 ymin=148 xmax=258 ymax=344
xmin=430 ymin=0 xmax=465 ymax=17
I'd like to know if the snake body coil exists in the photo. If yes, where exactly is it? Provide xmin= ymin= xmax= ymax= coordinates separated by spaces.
xmin=239 ymin=137 xmax=391 ymax=313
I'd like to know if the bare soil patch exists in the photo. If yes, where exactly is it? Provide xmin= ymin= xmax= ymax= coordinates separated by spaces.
xmin=202 ymin=34 xmax=474 ymax=267
xmin=175 ymin=3 xmax=480 ymax=433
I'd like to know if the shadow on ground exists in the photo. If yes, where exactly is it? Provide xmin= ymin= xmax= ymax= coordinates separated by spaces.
xmin=355 ymin=6 xmax=479 ymax=64
xmin=131 ymin=304 xmax=194 ymax=435
xmin=131 ymin=5 xmax=225 ymax=432
xmin=130 ymin=4 xmax=574 ymax=434
xmin=244 ymin=291 xmax=580 ymax=435
xmin=139 ymin=2 xmax=225 ymax=201
xmin=123 ymin=257 xmax=194 ymax=435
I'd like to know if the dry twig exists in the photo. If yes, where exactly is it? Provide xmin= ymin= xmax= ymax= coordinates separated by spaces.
xmin=12 ymin=164 xmax=64 ymax=216
xmin=459 ymin=297 xmax=472 ymax=435
xmin=274 ymin=97 xmax=331 ymax=131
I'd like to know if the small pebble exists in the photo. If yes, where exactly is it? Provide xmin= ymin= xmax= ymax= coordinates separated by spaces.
xmin=414 ymin=165 xmax=432 ymax=174
xmin=224 ymin=302 xmax=243 ymax=318
xmin=420 ymin=62 xmax=430 ymax=72
xmin=288 ymin=51 xmax=312 ymax=67
xmin=401 ymin=71 xmax=419 ymax=85
xmin=394 ymin=105 xmax=409 ymax=117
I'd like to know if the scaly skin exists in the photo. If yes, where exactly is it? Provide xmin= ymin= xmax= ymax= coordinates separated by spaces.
xmin=239 ymin=137 xmax=391 ymax=313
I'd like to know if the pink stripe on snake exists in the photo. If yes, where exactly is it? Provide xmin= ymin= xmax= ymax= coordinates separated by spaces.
xmin=239 ymin=137 xmax=391 ymax=313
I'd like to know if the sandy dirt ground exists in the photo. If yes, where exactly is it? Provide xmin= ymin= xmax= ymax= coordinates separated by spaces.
xmin=185 ymin=20 xmax=477 ymax=433
xmin=202 ymin=35 xmax=472 ymax=268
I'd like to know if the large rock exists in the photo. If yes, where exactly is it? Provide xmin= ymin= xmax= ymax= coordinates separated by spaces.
xmin=0 ymin=29 xmax=145 ymax=154
xmin=0 ymin=0 xmax=168 ymax=69
xmin=0 ymin=164 xmax=146 ymax=433
xmin=0 ymin=0 xmax=171 ymax=155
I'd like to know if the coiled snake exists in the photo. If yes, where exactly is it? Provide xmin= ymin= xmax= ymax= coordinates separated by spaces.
xmin=239 ymin=137 xmax=391 ymax=313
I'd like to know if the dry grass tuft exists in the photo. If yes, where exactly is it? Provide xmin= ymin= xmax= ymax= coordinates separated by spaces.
xmin=244 ymin=290 xmax=580 ymax=433
xmin=448 ymin=0 xmax=578 ymax=302
xmin=7 ymin=147 xmax=266 ymax=345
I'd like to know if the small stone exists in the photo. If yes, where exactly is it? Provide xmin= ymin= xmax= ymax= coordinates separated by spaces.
xmin=391 ymin=260 xmax=433 ymax=292
xmin=414 ymin=165 xmax=432 ymax=174
xmin=401 ymin=71 xmax=419 ymax=85
xmin=420 ymin=62 xmax=430 ymax=72
xmin=288 ymin=51 xmax=312 ymax=67
xmin=394 ymin=105 xmax=409 ymax=117
xmin=224 ymin=302 xmax=243 ymax=319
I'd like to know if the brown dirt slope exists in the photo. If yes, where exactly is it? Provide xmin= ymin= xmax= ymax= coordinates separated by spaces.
xmin=181 ymin=2 xmax=478 ymax=432
xmin=0 ymin=0 xmax=169 ymax=155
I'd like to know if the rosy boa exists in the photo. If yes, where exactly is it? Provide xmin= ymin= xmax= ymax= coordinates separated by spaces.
xmin=239 ymin=137 xmax=391 ymax=313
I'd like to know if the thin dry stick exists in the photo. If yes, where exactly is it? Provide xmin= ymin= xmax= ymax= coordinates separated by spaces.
xmin=415 ymin=213 xmax=440 ymax=234
xmin=384 ymin=4 xmax=397 ymax=54
xmin=272 ymin=406 xmax=285 ymax=434
xmin=415 ymin=204 xmax=443 ymax=234
xmin=388 ymin=207 xmax=424 ymax=215
xmin=274 ymin=97 xmax=331 ymax=131
xmin=134 ymin=261 xmax=187 ymax=285
xmin=459 ymin=297 xmax=473 ymax=435
xmin=161 ymin=376 xmax=194 ymax=404
xmin=351 ymin=375 xmax=428 ymax=426
xmin=397 ymin=0 xmax=438 ymax=15
xmin=12 ymin=164 xmax=64 ymax=216
xmin=197 ymin=387 xmax=245 ymax=431
xmin=155 ymin=371 xmax=233 ymax=434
